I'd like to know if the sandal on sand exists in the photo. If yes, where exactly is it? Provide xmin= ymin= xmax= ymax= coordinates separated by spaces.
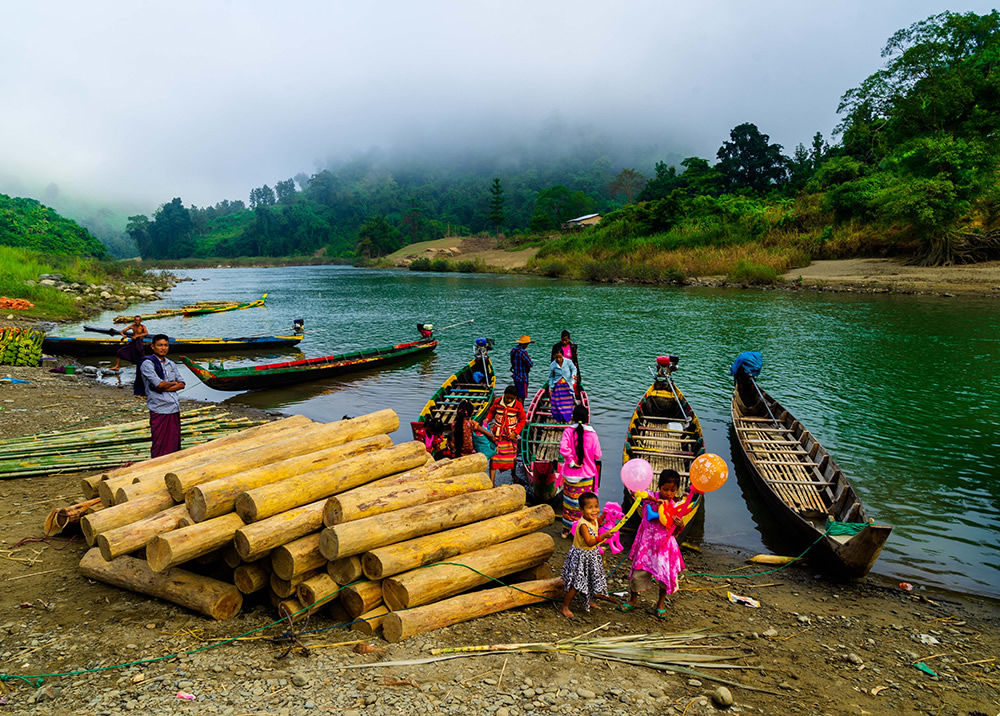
xmin=618 ymin=602 xmax=636 ymax=613
xmin=655 ymin=608 xmax=668 ymax=619
xmin=560 ymin=530 xmax=570 ymax=539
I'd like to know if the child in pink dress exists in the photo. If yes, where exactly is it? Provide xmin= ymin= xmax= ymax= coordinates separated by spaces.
xmin=621 ymin=469 xmax=688 ymax=617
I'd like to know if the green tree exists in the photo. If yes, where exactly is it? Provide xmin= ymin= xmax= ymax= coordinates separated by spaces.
xmin=356 ymin=215 xmax=400 ymax=257
xmin=609 ymin=168 xmax=646 ymax=204
xmin=275 ymin=179 xmax=296 ymax=204
xmin=487 ymin=178 xmax=506 ymax=235
xmin=716 ymin=123 xmax=788 ymax=194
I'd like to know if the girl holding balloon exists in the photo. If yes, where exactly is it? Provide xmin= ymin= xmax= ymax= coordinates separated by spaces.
xmin=620 ymin=469 xmax=691 ymax=617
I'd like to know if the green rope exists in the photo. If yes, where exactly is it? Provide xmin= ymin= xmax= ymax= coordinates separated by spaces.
xmin=825 ymin=519 xmax=868 ymax=537
xmin=685 ymin=525 xmax=832 ymax=579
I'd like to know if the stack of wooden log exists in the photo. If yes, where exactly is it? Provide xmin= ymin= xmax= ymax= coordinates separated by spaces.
xmin=75 ymin=408 xmax=563 ymax=642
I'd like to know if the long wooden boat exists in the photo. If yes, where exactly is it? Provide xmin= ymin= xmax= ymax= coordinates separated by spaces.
xmin=410 ymin=340 xmax=495 ymax=458
xmin=43 ymin=334 xmax=302 ymax=356
xmin=518 ymin=380 xmax=594 ymax=504
xmin=731 ymin=366 xmax=892 ymax=578
xmin=112 ymin=295 xmax=267 ymax=323
xmin=621 ymin=356 xmax=705 ymax=538
xmin=181 ymin=337 xmax=437 ymax=391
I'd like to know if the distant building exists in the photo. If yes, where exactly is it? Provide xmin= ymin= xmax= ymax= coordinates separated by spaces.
xmin=561 ymin=213 xmax=602 ymax=229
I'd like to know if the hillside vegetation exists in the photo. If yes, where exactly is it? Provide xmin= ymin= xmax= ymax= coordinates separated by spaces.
xmin=0 ymin=194 xmax=107 ymax=257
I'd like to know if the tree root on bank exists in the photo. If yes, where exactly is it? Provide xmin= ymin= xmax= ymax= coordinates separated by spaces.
xmin=918 ymin=230 xmax=1000 ymax=266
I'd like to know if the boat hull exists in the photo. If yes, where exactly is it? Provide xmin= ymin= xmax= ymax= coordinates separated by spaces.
xmin=410 ymin=354 xmax=496 ymax=458
xmin=730 ymin=379 xmax=891 ymax=578
xmin=182 ymin=338 xmax=437 ymax=391
xmin=620 ymin=377 xmax=705 ymax=540
xmin=43 ymin=335 xmax=302 ymax=357
xmin=519 ymin=382 xmax=593 ymax=504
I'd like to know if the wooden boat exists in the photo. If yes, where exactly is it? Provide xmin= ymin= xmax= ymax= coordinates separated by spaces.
xmin=410 ymin=339 xmax=496 ymax=458
xmin=518 ymin=380 xmax=594 ymax=504
xmin=112 ymin=295 xmax=267 ymax=323
xmin=181 ymin=336 xmax=437 ymax=391
xmin=621 ymin=355 xmax=706 ymax=537
xmin=43 ymin=334 xmax=302 ymax=356
xmin=731 ymin=364 xmax=892 ymax=578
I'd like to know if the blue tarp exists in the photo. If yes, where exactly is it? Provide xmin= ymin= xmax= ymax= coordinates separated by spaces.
xmin=730 ymin=351 xmax=763 ymax=378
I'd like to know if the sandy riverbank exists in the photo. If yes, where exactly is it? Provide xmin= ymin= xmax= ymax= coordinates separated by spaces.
xmin=0 ymin=365 xmax=997 ymax=714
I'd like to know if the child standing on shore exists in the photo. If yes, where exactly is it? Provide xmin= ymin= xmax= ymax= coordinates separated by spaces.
xmin=559 ymin=491 xmax=612 ymax=618
xmin=621 ymin=469 xmax=688 ymax=618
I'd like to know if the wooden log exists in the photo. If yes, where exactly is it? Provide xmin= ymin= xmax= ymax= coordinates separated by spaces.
xmin=115 ymin=478 xmax=171 ymax=505
xmin=362 ymin=504 xmax=554 ymax=580
xmin=234 ymin=561 xmax=271 ymax=594
xmin=382 ymin=578 xmax=564 ymax=643
xmin=277 ymin=598 xmax=304 ymax=621
xmin=79 ymin=548 xmax=242 ymax=621
xmin=271 ymin=532 xmax=326 ymax=581
xmin=81 ymin=474 xmax=105 ymax=500
xmin=506 ymin=564 xmax=553 ymax=583
xmin=320 ymin=484 xmax=526 ymax=561
xmin=340 ymin=580 xmax=383 ymax=618
xmin=81 ymin=491 xmax=175 ymax=546
xmin=270 ymin=567 xmax=324 ymax=598
xmin=44 ymin=498 xmax=102 ymax=536
xmin=232 ymin=500 xmax=325 ymax=562
xmin=165 ymin=410 xmax=400 ymax=501
xmin=328 ymin=599 xmax=351 ymax=626
xmin=95 ymin=415 xmax=314 ymax=504
xmin=352 ymin=604 xmax=389 ymax=636
xmin=381 ymin=532 xmax=554 ymax=610
xmin=324 ymin=472 xmax=493 ymax=526
xmin=96 ymin=504 xmax=190 ymax=561
xmin=146 ymin=513 xmax=245 ymax=573
xmin=327 ymin=556 xmax=363 ymax=585
xmin=236 ymin=442 xmax=429 ymax=523
xmin=296 ymin=573 xmax=340 ymax=610
xmin=222 ymin=544 xmax=243 ymax=569
xmin=361 ymin=452 xmax=487 ymax=491
xmin=187 ymin=435 xmax=392 ymax=522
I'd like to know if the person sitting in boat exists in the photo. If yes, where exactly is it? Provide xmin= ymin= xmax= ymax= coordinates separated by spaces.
xmin=414 ymin=416 xmax=447 ymax=455
xmin=484 ymin=385 xmax=526 ymax=485
xmin=293 ymin=319 xmax=305 ymax=333
xmin=417 ymin=323 xmax=434 ymax=339
xmin=547 ymin=351 xmax=578 ymax=423
xmin=111 ymin=315 xmax=148 ymax=371
xmin=551 ymin=330 xmax=581 ymax=391
xmin=448 ymin=399 xmax=496 ymax=459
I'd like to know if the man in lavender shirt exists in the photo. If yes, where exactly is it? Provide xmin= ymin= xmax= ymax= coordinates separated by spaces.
xmin=139 ymin=334 xmax=185 ymax=457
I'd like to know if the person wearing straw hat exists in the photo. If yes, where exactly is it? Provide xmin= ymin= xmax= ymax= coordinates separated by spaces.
xmin=509 ymin=335 xmax=534 ymax=402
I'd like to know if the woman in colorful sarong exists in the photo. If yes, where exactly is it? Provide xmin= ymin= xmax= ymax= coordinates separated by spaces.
xmin=558 ymin=404 xmax=602 ymax=538
xmin=547 ymin=351 xmax=577 ymax=423
xmin=484 ymin=385 xmax=526 ymax=485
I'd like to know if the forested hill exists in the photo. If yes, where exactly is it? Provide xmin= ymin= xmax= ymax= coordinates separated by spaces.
xmin=128 ymin=11 xmax=1000 ymax=272
xmin=0 ymin=194 xmax=106 ymax=257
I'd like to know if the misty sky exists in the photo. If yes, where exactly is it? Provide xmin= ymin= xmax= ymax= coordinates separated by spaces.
xmin=1 ymin=1 xmax=995 ymax=210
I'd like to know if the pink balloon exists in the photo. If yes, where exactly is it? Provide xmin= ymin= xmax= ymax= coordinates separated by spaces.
xmin=621 ymin=458 xmax=653 ymax=492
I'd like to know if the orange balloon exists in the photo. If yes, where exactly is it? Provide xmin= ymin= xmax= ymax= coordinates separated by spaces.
xmin=689 ymin=453 xmax=728 ymax=493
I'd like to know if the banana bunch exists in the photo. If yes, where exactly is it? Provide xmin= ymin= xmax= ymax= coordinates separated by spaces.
xmin=0 ymin=327 xmax=44 ymax=366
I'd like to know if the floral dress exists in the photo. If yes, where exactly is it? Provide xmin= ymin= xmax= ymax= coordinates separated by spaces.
xmin=561 ymin=518 xmax=608 ymax=610
xmin=628 ymin=498 xmax=685 ymax=595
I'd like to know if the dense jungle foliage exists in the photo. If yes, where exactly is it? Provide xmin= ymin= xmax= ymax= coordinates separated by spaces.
xmin=0 ymin=194 xmax=106 ymax=257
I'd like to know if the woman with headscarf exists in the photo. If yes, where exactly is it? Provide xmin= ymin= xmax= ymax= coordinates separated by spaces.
xmin=558 ymin=404 xmax=602 ymax=538
xmin=484 ymin=385 xmax=526 ymax=485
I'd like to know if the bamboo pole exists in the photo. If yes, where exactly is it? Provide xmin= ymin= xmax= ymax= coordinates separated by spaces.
xmin=146 ymin=513 xmax=245 ymax=573
xmin=323 ymin=472 xmax=493 ymax=526
xmin=81 ymin=490 xmax=176 ymax=546
xmin=381 ymin=532 xmax=555 ymax=610
xmin=271 ymin=533 xmax=327 ymax=581
xmin=235 ymin=442 xmax=429 ymax=523
xmin=96 ymin=504 xmax=190 ymax=561
xmin=233 ymin=500 xmax=326 ymax=562
xmin=382 ymin=578 xmax=564 ymax=643
xmin=362 ymin=504 xmax=555 ymax=580
xmin=187 ymin=435 xmax=391 ymax=523
xmin=79 ymin=549 xmax=243 ymax=621
xmin=320 ymin=484 xmax=526 ymax=561
xmin=165 ymin=410 xmax=400 ymax=501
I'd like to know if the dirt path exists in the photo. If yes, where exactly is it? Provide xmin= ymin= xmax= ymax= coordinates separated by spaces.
xmin=0 ymin=366 xmax=997 ymax=714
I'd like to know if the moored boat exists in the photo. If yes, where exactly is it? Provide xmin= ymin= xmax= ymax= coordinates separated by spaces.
xmin=730 ymin=352 xmax=892 ymax=578
xmin=43 ymin=334 xmax=302 ymax=357
xmin=621 ymin=355 xmax=706 ymax=538
xmin=518 ymin=380 xmax=594 ymax=504
xmin=181 ymin=336 xmax=436 ymax=391
xmin=410 ymin=339 xmax=496 ymax=457
xmin=112 ymin=295 xmax=267 ymax=323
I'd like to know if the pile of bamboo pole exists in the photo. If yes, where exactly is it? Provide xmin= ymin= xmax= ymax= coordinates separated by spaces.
xmin=2 ymin=406 xmax=265 ymax=479
xmin=74 ymin=408 xmax=562 ymax=640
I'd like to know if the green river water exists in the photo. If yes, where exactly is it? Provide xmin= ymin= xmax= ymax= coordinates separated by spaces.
xmin=68 ymin=265 xmax=999 ymax=599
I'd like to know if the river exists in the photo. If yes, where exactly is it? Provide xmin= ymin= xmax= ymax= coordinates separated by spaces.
xmin=60 ymin=265 xmax=1000 ymax=599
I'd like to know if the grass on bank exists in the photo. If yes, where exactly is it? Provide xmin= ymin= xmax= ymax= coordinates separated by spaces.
xmin=0 ymin=245 xmax=162 ymax=320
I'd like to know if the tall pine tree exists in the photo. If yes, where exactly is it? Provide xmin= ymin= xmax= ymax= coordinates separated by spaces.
xmin=488 ymin=178 xmax=506 ymax=236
